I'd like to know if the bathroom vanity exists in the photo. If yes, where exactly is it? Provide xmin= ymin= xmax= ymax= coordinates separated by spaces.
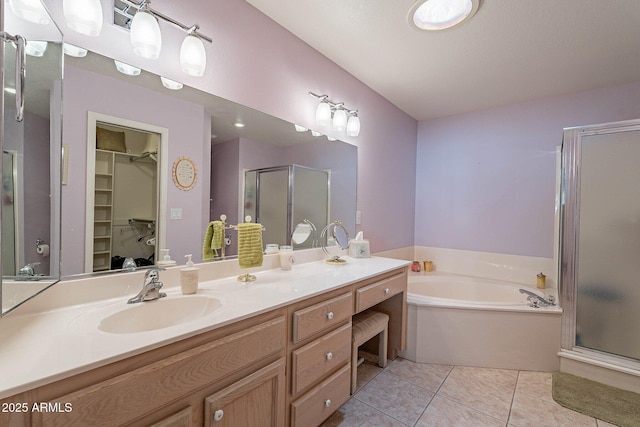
xmin=0 ymin=256 xmax=408 ymax=426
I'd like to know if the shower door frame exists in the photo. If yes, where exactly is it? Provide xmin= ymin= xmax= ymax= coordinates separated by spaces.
xmin=560 ymin=118 xmax=640 ymax=370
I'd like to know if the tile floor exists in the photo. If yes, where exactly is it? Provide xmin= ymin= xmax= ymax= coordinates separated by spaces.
xmin=322 ymin=358 xmax=618 ymax=427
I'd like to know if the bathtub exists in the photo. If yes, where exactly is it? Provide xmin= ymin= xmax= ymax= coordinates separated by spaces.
xmin=401 ymin=273 xmax=563 ymax=371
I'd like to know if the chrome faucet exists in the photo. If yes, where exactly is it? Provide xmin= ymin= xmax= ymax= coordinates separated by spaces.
xmin=127 ymin=268 xmax=167 ymax=304
xmin=519 ymin=288 xmax=555 ymax=308
xmin=17 ymin=262 xmax=41 ymax=280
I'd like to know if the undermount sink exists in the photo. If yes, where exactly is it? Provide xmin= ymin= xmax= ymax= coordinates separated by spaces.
xmin=90 ymin=295 xmax=222 ymax=334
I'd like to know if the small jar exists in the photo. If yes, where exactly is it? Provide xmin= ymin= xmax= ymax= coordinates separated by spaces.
xmin=279 ymin=245 xmax=294 ymax=270
xmin=265 ymin=244 xmax=279 ymax=254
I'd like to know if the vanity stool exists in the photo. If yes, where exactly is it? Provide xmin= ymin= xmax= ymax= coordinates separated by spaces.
xmin=351 ymin=310 xmax=389 ymax=394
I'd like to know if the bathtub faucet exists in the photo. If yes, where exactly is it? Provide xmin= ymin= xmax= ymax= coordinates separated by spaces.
xmin=519 ymin=289 xmax=555 ymax=308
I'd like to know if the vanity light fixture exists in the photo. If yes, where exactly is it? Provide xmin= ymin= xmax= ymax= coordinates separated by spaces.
xmin=114 ymin=0 xmax=212 ymax=77
xmin=63 ymin=0 xmax=104 ymax=37
xmin=63 ymin=43 xmax=88 ymax=58
xmin=311 ymin=130 xmax=323 ymax=137
xmin=346 ymin=112 xmax=361 ymax=137
xmin=309 ymin=92 xmax=361 ymax=137
xmin=129 ymin=3 xmax=162 ymax=59
xmin=25 ymin=40 xmax=47 ymax=57
xmin=160 ymin=76 xmax=183 ymax=90
xmin=409 ymin=0 xmax=480 ymax=31
xmin=7 ymin=0 xmax=51 ymax=25
xmin=294 ymin=124 xmax=308 ymax=132
xmin=114 ymin=60 xmax=141 ymax=76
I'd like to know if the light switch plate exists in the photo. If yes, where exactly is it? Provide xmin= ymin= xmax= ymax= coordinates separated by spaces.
xmin=171 ymin=208 xmax=182 ymax=219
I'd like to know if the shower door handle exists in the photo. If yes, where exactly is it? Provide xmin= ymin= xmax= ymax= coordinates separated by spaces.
xmin=1 ymin=32 xmax=26 ymax=122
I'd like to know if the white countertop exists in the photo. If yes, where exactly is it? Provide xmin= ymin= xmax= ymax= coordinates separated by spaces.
xmin=0 ymin=256 xmax=409 ymax=399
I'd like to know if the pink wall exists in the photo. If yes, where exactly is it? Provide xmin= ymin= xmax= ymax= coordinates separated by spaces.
xmin=416 ymin=81 xmax=640 ymax=258
xmin=44 ymin=0 xmax=418 ymax=255
xmin=62 ymin=65 xmax=210 ymax=275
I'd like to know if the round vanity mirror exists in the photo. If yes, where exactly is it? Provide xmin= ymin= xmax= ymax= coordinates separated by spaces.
xmin=321 ymin=221 xmax=350 ymax=264
xmin=291 ymin=220 xmax=317 ymax=247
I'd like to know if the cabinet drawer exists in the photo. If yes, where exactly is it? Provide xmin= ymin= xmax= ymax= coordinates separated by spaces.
xmin=355 ymin=272 xmax=406 ymax=312
xmin=290 ymin=364 xmax=351 ymax=427
xmin=292 ymin=292 xmax=352 ymax=343
xmin=33 ymin=316 xmax=285 ymax=427
xmin=291 ymin=323 xmax=351 ymax=395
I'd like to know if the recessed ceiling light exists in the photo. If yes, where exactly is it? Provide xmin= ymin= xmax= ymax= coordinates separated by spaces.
xmin=234 ymin=122 xmax=245 ymax=128
xmin=114 ymin=60 xmax=141 ymax=76
xmin=160 ymin=77 xmax=183 ymax=90
xmin=409 ymin=0 xmax=479 ymax=31
xmin=63 ymin=43 xmax=88 ymax=58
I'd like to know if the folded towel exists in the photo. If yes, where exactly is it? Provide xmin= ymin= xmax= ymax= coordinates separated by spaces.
xmin=203 ymin=220 xmax=223 ymax=260
xmin=237 ymin=223 xmax=264 ymax=269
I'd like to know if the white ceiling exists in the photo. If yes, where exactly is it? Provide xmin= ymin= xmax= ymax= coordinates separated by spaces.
xmin=246 ymin=0 xmax=640 ymax=121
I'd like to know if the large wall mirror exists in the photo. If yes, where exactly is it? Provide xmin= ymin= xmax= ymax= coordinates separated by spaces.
xmin=60 ymin=50 xmax=357 ymax=278
xmin=2 ymin=4 xmax=62 ymax=315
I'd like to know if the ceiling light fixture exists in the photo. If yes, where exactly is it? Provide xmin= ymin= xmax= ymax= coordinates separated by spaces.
xmin=409 ymin=0 xmax=480 ymax=31
xmin=63 ymin=0 xmax=103 ymax=37
xmin=114 ymin=0 xmax=212 ymax=76
xmin=309 ymin=92 xmax=361 ymax=137
xmin=114 ymin=60 xmax=141 ymax=76
xmin=233 ymin=122 xmax=245 ymax=128
xmin=294 ymin=124 xmax=308 ymax=132
xmin=8 ymin=0 xmax=51 ymax=25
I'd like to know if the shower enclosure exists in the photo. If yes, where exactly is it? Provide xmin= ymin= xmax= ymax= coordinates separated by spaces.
xmin=560 ymin=119 xmax=640 ymax=388
xmin=244 ymin=165 xmax=329 ymax=249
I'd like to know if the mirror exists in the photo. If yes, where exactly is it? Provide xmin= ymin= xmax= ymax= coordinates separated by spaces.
xmin=321 ymin=221 xmax=350 ymax=264
xmin=2 ymin=4 xmax=63 ymax=315
xmin=292 ymin=220 xmax=317 ymax=247
xmin=60 ymin=50 xmax=357 ymax=278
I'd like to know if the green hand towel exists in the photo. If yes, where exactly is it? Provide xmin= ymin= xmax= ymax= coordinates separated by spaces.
xmin=202 ymin=221 xmax=222 ymax=260
xmin=237 ymin=223 xmax=264 ymax=269
xmin=212 ymin=221 xmax=223 ymax=250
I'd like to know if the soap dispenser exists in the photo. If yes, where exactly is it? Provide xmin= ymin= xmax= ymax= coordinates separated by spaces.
xmin=180 ymin=254 xmax=199 ymax=294
xmin=157 ymin=249 xmax=177 ymax=267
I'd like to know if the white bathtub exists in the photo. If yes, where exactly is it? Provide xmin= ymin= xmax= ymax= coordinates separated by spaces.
xmin=401 ymin=273 xmax=563 ymax=371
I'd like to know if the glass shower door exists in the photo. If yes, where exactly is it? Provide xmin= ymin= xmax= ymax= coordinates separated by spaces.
xmin=574 ymin=129 xmax=640 ymax=361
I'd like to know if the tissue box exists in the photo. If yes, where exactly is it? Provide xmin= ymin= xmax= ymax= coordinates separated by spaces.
xmin=349 ymin=239 xmax=370 ymax=258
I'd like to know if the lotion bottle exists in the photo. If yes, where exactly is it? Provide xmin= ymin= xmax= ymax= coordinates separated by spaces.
xmin=180 ymin=254 xmax=199 ymax=294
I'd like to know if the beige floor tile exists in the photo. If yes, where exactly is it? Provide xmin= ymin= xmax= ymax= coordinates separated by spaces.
xmin=509 ymin=388 xmax=597 ymax=427
xmin=321 ymin=398 xmax=407 ymax=427
xmin=438 ymin=366 xmax=518 ymax=422
xmin=354 ymin=371 xmax=434 ymax=426
xmin=384 ymin=358 xmax=453 ymax=393
xmin=515 ymin=371 xmax=554 ymax=402
xmin=416 ymin=395 xmax=506 ymax=427
xmin=354 ymin=362 xmax=384 ymax=394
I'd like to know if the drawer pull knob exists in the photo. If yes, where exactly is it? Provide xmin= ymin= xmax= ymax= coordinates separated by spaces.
xmin=324 ymin=399 xmax=332 ymax=408
xmin=213 ymin=409 xmax=224 ymax=422
xmin=384 ymin=288 xmax=390 ymax=294
xmin=326 ymin=352 xmax=333 ymax=360
xmin=327 ymin=311 xmax=334 ymax=320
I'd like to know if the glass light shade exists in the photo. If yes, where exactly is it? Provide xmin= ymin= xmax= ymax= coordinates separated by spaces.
xmin=311 ymin=130 xmax=323 ymax=137
xmin=160 ymin=77 xmax=183 ymax=90
xmin=130 ymin=11 xmax=162 ymax=60
xmin=294 ymin=124 xmax=308 ymax=132
xmin=63 ymin=43 xmax=88 ymax=58
xmin=315 ymin=102 xmax=332 ymax=127
xmin=25 ymin=40 xmax=47 ymax=57
xmin=346 ymin=115 xmax=361 ymax=137
xmin=327 ymin=136 xmax=337 ymax=141
xmin=411 ymin=0 xmax=476 ymax=31
xmin=114 ymin=60 xmax=141 ymax=76
xmin=63 ymin=0 xmax=103 ymax=37
xmin=180 ymin=35 xmax=207 ymax=77
xmin=8 ymin=0 xmax=50 ymax=25
xmin=332 ymin=109 xmax=348 ymax=132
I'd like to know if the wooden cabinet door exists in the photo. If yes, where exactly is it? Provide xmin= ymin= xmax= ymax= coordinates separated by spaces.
xmin=149 ymin=406 xmax=193 ymax=427
xmin=205 ymin=359 xmax=285 ymax=427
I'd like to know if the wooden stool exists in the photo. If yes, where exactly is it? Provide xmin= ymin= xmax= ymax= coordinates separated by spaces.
xmin=351 ymin=310 xmax=389 ymax=394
